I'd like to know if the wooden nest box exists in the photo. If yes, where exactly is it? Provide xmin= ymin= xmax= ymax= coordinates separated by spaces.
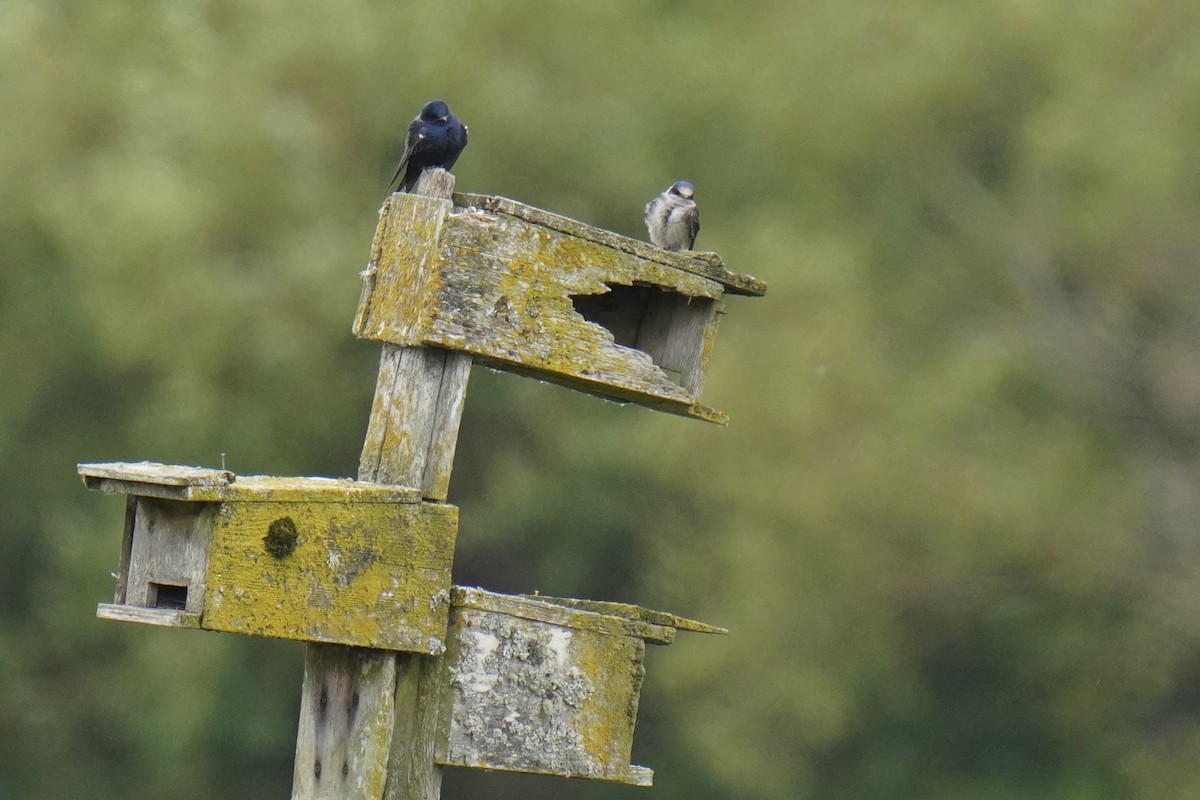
xmin=434 ymin=588 xmax=726 ymax=786
xmin=353 ymin=191 xmax=766 ymax=425
xmin=79 ymin=461 xmax=458 ymax=655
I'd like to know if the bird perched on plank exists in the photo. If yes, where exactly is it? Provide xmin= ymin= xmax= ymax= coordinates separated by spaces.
xmin=386 ymin=99 xmax=468 ymax=195
xmin=644 ymin=180 xmax=699 ymax=251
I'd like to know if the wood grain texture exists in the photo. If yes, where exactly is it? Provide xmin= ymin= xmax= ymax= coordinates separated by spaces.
xmin=125 ymin=497 xmax=214 ymax=614
xmin=95 ymin=602 xmax=201 ymax=628
xmin=293 ymin=645 xmax=398 ymax=800
xmin=435 ymin=591 xmax=654 ymax=786
xmin=80 ymin=465 xmax=423 ymax=504
xmin=204 ymin=500 xmax=457 ymax=653
xmin=79 ymin=461 xmax=234 ymax=487
xmin=358 ymin=346 xmax=471 ymax=501
xmin=352 ymin=194 xmax=449 ymax=344
xmin=383 ymin=653 xmax=446 ymax=800
xmin=634 ymin=293 xmax=723 ymax=396
xmin=114 ymin=495 xmax=135 ymax=603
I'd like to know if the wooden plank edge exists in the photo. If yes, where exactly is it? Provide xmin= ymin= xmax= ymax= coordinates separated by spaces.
xmin=78 ymin=461 xmax=235 ymax=487
xmin=80 ymin=470 xmax=424 ymax=504
xmin=451 ymin=586 xmax=675 ymax=645
xmin=521 ymin=595 xmax=728 ymax=636
xmin=432 ymin=757 xmax=654 ymax=787
xmin=451 ymin=192 xmax=767 ymax=297
xmin=96 ymin=603 xmax=201 ymax=629
xmin=470 ymin=359 xmax=729 ymax=426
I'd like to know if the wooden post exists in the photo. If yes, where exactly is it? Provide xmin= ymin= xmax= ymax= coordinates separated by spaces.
xmin=293 ymin=169 xmax=469 ymax=800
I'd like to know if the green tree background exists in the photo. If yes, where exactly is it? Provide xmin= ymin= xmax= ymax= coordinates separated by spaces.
xmin=3 ymin=2 xmax=1200 ymax=798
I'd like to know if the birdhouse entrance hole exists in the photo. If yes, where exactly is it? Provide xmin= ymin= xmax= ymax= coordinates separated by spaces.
xmin=570 ymin=283 xmax=716 ymax=394
xmin=148 ymin=581 xmax=189 ymax=610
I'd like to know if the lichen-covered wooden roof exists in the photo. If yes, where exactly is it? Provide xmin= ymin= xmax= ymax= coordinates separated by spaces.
xmin=77 ymin=462 xmax=422 ymax=503
xmin=452 ymin=192 xmax=767 ymax=297
xmin=354 ymin=191 xmax=768 ymax=424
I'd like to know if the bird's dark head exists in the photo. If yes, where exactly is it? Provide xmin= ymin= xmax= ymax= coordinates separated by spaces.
xmin=420 ymin=99 xmax=451 ymax=122
xmin=669 ymin=181 xmax=696 ymax=200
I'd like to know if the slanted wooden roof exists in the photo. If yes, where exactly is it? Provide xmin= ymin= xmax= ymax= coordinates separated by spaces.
xmin=77 ymin=462 xmax=421 ymax=503
xmin=453 ymin=192 xmax=767 ymax=297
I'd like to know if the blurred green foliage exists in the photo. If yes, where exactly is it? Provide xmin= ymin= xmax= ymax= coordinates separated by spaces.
xmin=3 ymin=2 xmax=1200 ymax=798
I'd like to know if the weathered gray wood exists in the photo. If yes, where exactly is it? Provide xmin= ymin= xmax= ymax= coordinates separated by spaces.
xmin=79 ymin=462 xmax=235 ymax=501
xmin=383 ymin=653 xmax=445 ymax=800
xmin=96 ymin=602 xmax=201 ymax=628
xmin=294 ymin=645 xmax=398 ymax=800
xmin=435 ymin=588 xmax=654 ymax=786
xmin=452 ymin=191 xmax=766 ymax=297
xmin=634 ymin=293 xmax=722 ymax=396
xmin=114 ymin=495 xmax=135 ymax=603
xmin=125 ymin=497 xmax=214 ymax=614
xmin=80 ymin=463 xmax=422 ymax=504
xmin=79 ymin=461 xmax=235 ymax=487
xmin=358 ymin=346 xmax=471 ymax=501
xmin=297 ymin=168 xmax=464 ymax=800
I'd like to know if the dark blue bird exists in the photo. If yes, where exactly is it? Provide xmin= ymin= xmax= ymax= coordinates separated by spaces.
xmin=387 ymin=99 xmax=468 ymax=194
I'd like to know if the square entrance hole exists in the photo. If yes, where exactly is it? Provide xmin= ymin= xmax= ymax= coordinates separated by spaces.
xmin=148 ymin=582 xmax=189 ymax=610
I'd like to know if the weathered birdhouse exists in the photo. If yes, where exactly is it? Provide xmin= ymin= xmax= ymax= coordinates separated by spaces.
xmin=433 ymin=587 xmax=725 ymax=786
xmin=352 ymin=191 xmax=766 ymax=425
xmin=79 ymin=461 xmax=458 ymax=655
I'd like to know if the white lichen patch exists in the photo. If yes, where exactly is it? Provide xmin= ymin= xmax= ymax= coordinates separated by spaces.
xmin=445 ymin=609 xmax=599 ymax=776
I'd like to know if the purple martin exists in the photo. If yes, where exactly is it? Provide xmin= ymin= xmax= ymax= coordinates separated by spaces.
xmin=644 ymin=180 xmax=699 ymax=251
xmin=386 ymin=99 xmax=468 ymax=194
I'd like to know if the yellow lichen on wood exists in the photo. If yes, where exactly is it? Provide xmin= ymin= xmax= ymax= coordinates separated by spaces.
xmin=353 ymin=192 xmax=743 ymax=423
xmin=353 ymin=193 xmax=450 ymax=342
xmin=433 ymin=208 xmax=721 ymax=400
xmin=572 ymin=626 xmax=646 ymax=783
xmin=203 ymin=500 xmax=457 ymax=654
xmin=453 ymin=191 xmax=766 ymax=297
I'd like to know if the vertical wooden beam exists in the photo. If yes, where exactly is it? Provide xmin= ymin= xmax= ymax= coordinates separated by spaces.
xmin=293 ymin=169 xmax=469 ymax=800
xmin=359 ymin=344 xmax=472 ymax=500
xmin=293 ymin=646 xmax=399 ymax=799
